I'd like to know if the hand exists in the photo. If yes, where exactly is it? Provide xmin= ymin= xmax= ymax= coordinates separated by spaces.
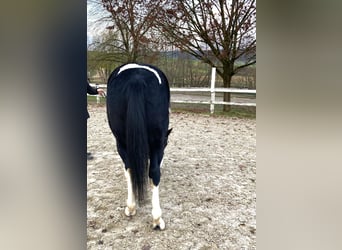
xmin=97 ymin=88 xmax=106 ymax=97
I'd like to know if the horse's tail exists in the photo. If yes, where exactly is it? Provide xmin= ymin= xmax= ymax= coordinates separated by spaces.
xmin=126 ymin=81 xmax=149 ymax=203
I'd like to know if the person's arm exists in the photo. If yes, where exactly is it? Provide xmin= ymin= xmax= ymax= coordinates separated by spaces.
xmin=87 ymin=81 xmax=98 ymax=95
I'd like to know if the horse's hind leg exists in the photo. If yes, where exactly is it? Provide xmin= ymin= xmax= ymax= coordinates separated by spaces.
xmin=149 ymin=152 xmax=165 ymax=230
xmin=151 ymin=183 xmax=165 ymax=230
xmin=116 ymin=140 xmax=136 ymax=217
xmin=124 ymin=168 xmax=136 ymax=216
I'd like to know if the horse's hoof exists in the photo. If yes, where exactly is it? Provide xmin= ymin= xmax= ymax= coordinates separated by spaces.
xmin=125 ymin=206 xmax=136 ymax=217
xmin=153 ymin=217 xmax=165 ymax=230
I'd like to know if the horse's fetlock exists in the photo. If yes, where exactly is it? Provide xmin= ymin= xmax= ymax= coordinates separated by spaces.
xmin=125 ymin=206 xmax=136 ymax=217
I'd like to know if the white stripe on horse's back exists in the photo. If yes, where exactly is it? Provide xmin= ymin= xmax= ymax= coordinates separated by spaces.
xmin=117 ymin=63 xmax=162 ymax=84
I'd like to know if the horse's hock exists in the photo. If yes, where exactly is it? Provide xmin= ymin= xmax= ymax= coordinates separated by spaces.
xmin=87 ymin=105 xmax=256 ymax=249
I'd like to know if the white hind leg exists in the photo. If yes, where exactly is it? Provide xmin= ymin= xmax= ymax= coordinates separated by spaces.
xmin=124 ymin=169 xmax=136 ymax=216
xmin=151 ymin=184 xmax=165 ymax=230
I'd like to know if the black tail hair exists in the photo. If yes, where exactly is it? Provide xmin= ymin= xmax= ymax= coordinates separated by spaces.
xmin=126 ymin=81 xmax=149 ymax=203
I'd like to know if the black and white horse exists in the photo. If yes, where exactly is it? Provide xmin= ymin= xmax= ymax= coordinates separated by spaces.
xmin=106 ymin=63 xmax=171 ymax=230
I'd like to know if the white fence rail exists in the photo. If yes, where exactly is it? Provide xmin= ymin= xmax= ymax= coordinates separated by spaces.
xmin=88 ymin=67 xmax=256 ymax=114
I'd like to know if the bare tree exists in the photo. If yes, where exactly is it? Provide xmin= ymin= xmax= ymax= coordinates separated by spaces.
xmin=160 ymin=0 xmax=256 ymax=111
xmin=97 ymin=0 xmax=167 ymax=63
xmin=87 ymin=30 xmax=123 ymax=81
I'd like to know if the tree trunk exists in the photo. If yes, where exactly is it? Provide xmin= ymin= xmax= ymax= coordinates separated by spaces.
xmin=223 ymin=74 xmax=232 ymax=112
xmin=223 ymin=92 xmax=231 ymax=112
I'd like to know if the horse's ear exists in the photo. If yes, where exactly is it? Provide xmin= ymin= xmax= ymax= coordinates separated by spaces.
xmin=167 ymin=128 xmax=173 ymax=136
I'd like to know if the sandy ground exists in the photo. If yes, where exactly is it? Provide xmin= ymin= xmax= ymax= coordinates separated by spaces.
xmin=87 ymin=105 xmax=256 ymax=250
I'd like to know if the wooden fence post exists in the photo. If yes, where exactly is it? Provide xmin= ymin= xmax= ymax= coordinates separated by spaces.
xmin=210 ymin=67 xmax=216 ymax=114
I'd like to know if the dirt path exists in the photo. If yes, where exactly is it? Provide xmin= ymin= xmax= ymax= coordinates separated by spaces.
xmin=87 ymin=105 xmax=256 ymax=249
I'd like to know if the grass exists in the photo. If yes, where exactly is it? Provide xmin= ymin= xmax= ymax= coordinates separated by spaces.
xmin=170 ymin=103 xmax=256 ymax=119
xmin=87 ymin=96 xmax=106 ymax=105
xmin=212 ymin=108 xmax=256 ymax=119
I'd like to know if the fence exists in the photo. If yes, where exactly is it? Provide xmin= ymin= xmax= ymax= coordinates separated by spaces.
xmin=89 ymin=68 xmax=256 ymax=114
